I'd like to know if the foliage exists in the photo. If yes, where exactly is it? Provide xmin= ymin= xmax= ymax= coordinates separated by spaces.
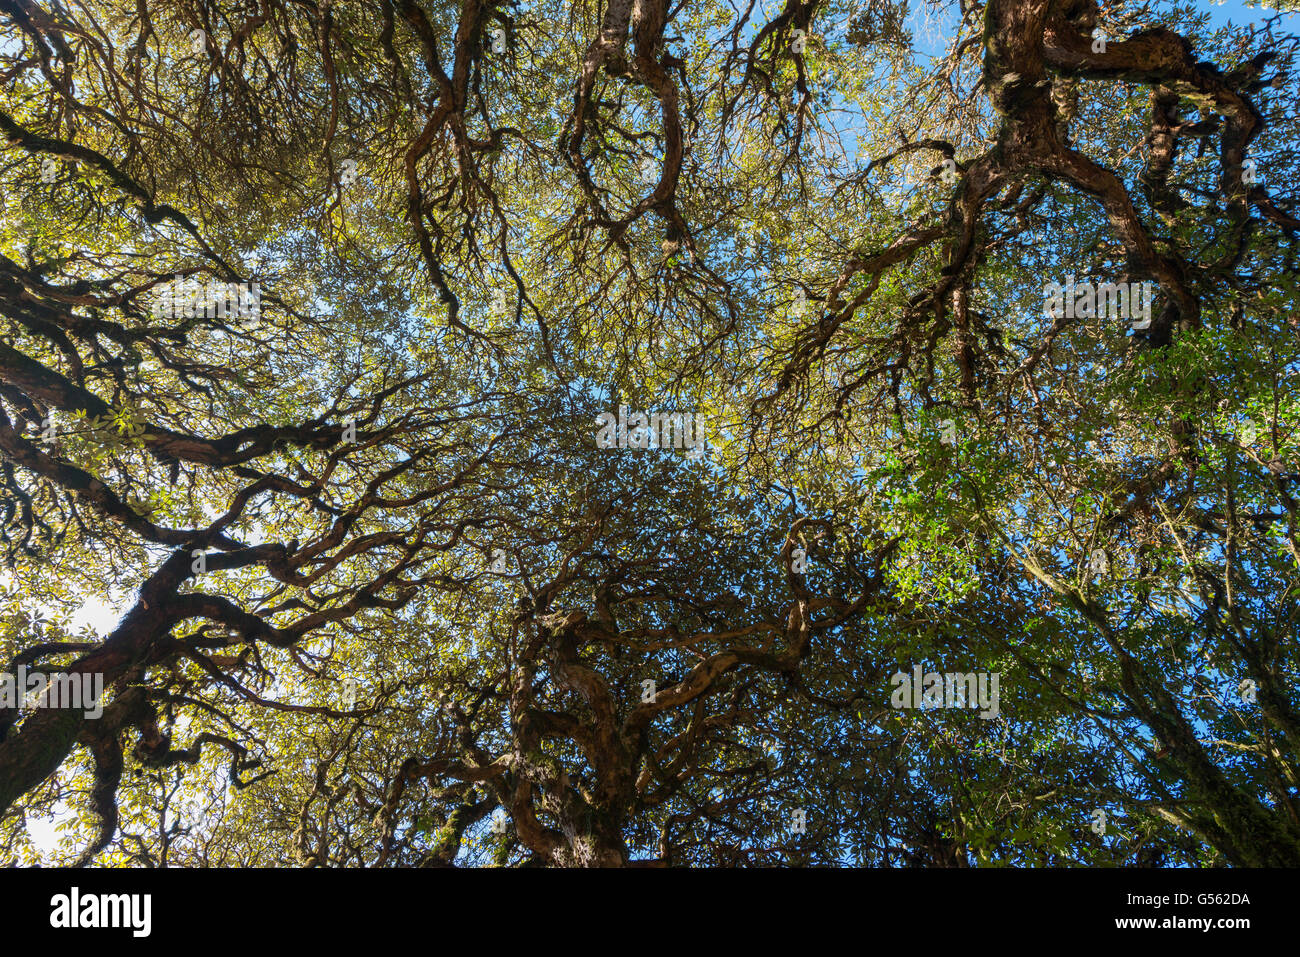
xmin=0 ymin=0 xmax=1297 ymax=867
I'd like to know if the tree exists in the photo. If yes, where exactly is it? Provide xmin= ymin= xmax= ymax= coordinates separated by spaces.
xmin=0 ymin=0 xmax=1296 ymax=867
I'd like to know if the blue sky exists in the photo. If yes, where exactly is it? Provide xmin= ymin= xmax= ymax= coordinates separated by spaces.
xmin=10 ymin=0 xmax=1297 ymax=863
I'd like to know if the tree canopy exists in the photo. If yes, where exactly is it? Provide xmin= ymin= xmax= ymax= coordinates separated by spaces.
xmin=1 ymin=0 xmax=1298 ymax=867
